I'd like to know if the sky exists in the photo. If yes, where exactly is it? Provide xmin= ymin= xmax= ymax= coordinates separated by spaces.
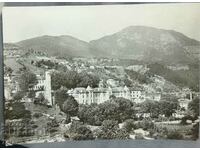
xmin=2 ymin=3 xmax=200 ymax=43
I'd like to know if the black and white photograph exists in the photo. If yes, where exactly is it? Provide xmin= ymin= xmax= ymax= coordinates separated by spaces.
xmin=2 ymin=3 xmax=200 ymax=145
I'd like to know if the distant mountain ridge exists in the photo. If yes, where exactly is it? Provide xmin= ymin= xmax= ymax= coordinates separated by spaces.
xmin=6 ymin=26 xmax=200 ymax=64
xmin=90 ymin=26 xmax=200 ymax=63
xmin=16 ymin=35 xmax=92 ymax=57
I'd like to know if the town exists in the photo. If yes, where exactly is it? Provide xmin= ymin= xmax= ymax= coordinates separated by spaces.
xmin=4 ymin=43 xmax=199 ymax=144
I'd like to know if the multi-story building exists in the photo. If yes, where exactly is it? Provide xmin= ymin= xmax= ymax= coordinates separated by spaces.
xmin=68 ymin=85 xmax=161 ymax=105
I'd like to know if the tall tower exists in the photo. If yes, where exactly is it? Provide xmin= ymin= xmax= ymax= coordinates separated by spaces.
xmin=44 ymin=71 xmax=53 ymax=106
xmin=189 ymin=92 xmax=193 ymax=101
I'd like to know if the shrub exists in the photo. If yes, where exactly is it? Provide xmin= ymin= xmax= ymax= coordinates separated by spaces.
xmin=101 ymin=120 xmax=119 ymax=131
xmin=97 ymin=119 xmax=129 ymax=139
xmin=33 ymin=112 xmax=43 ymax=118
xmin=135 ymin=119 xmax=154 ymax=130
xmin=49 ymin=128 xmax=58 ymax=133
xmin=155 ymin=116 xmax=168 ymax=122
xmin=166 ymin=130 xmax=183 ymax=139
xmin=67 ymin=121 xmax=94 ymax=140
xmin=191 ymin=122 xmax=199 ymax=140
xmin=180 ymin=115 xmax=195 ymax=125
xmin=17 ymin=120 xmax=35 ymax=137
xmin=169 ymin=116 xmax=177 ymax=121
xmin=46 ymin=119 xmax=59 ymax=135
xmin=27 ymin=91 xmax=36 ymax=99
xmin=123 ymin=119 xmax=135 ymax=133
xmin=34 ymin=93 xmax=48 ymax=105
xmin=31 ymin=124 xmax=38 ymax=129
xmin=13 ymin=91 xmax=25 ymax=101
xmin=135 ymin=133 xmax=144 ymax=139
xmin=47 ymin=119 xmax=59 ymax=128
xmin=114 ymin=128 xmax=129 ymax=140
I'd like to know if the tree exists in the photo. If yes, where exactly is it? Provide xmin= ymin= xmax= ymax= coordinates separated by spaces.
xmin=18 ymin=71 xmax=38 ymax=91
xmin=78 ymin=104 xmax=103 ymax=126
xmin=188 ymin=97 xmax=199 ymax=118
xmin=34 ymin=93 xmax=48 ymax=105
xmin=65 ymin=114 xmax=71 ymax=124
xmin=160 ymin=97 xmax=179 ymax=117
xmin=51 ymin=70 xmax=100 ymax=90
xmin=51 ymin=71 xmax=81 ymax=90
xmin=13 ymin=91 xmax=25 ymax=102
xmin=51 ymin=72 xmax=63 ymax=90
xmin=123 ymin=119 xmax=135 ymax=133
xmin=6 ymin=102 xmax=31 ymax=120
xmin=97 ymin=119 xmax=129 ymax=139
xmin=54 ymin=89 xmax=68 ymax=107
xmin=4 ymin=66 xmax=13 ymax=75
xmin=78 ymin=97 xmax=135 ymax=126
xmin=166 ymin=130 xmax=183 ymax=140
xmin=63 ymin=70 xmax=81 ymax=89
xmin=123 ymin=78 xmax=132 ymax=87
xmin=135 ymin=118 xmax=154 ymax=130
xmin=55 ymin=86 xmax=79 ymax=116
xmin=180 ymin=115 xmax=194 ymax=125
xmin=111 ymin=97 xmax=135 ymax=122
xmin=139 ymin=100 xmax=160 ymax=118
xmin=62 ymin=96 xmax=79 ymax=116
xmin=101 ymin=119 xmax=119 ymax=131
xmin=66 ymin=121 xmax=94 ymax=140
xmin=47 ymin=118 xmax=59 ymax=134
xmin=125 ymin=69 xmax=152 ymax=84
xmin=78 ymin=72 xmax=100 ymax=88
xmin=191 ymin=122 xmax=199 ymax=140
xmin=27 ymin=90 xmax=35 ymax=99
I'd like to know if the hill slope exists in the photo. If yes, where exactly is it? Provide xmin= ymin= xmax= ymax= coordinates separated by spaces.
xmin=17 ymin=35 xmax=92 ymax=57
xmin=90 ymin=26 xmax=200 ymax=64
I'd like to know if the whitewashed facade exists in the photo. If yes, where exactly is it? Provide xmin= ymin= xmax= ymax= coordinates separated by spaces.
xmin=68 ymin=85 xmax=161 ymax=105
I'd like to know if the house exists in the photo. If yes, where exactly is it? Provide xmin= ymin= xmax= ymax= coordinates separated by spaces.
xmin=106 ymin=79 xmax=119 ymax=87
xmin=178 ymin=98 xmax=191 ymax=110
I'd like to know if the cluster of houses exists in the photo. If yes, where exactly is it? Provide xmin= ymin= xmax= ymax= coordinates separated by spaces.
xmin=29 ymin=71 xmax=193 ymax=110
xmin=4 ymin=68 xmax=194 ymax=112
xmin=167 ymin=65 xmax=189 ymax=71
xmin=4 ymin=44 xmax=22 ymax=58
xmin=21 ymin=70 xmax=161 ymax=106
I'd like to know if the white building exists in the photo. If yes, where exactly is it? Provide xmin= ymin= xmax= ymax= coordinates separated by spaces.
xmin=68 ymin=85 xmax=161 ymax=105
xmin=178 ymin=98 xmax=191 ymax=110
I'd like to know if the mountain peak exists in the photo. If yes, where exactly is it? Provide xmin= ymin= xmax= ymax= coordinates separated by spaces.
xmin=90 ymin=26 xmax=200 ymax=63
